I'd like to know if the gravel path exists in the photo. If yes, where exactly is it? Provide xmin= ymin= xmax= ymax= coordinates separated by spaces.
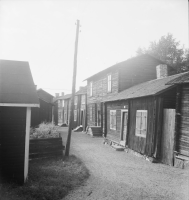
xmin=59 ymin=128 xmax=189 ymax=200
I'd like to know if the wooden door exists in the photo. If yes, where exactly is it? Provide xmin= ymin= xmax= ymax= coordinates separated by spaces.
xmin=97 ymin=110 xmax=101 ymax=126
xmin=161 ymin=109 xmax=175 ymax=166
xmin=121 ymin=111 xmax=128 ymax=143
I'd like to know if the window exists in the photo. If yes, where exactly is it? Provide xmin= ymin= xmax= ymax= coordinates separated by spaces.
xmin=81 ymin=95 xmax=86 ymax=104
xmin=62 ymin=100 xmax=64 ymax=107
xmin=90 ymin=107 xmax=93 ymax=121
xmin=90 ymin=82 xmax=93 ymax=96
xmin=110 ymin=110 xmax=116 ymax=130
xmin=58 ymin=100 xmax=61 ymax=107
xmin=58 ymin=111 xmax=62 ymax=120
xmin=74 ymin=96 xmax=78 ymax=105
xmin=74 ymin=110 xmax=77 ymax=121
xmin=107 ymin=74 xmax=112 ymax=92
xmin=135 ymin=110 xmax=148 ymax=138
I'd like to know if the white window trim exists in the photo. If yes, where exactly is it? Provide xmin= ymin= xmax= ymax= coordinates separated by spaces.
xmin=74 ymin=110 xmax=77 ymax=121
xmin=110 ymin=110 xmax=116 ymax=130
xmin=120 ymin=109 xmax=128 ymax=140
xmin=135 ymin=110 xmax=147 ymax=138
xmin=107 ymin=74 xmax=112 ymax=92
xmin=90 ymin=82 xmax=93 ymax=96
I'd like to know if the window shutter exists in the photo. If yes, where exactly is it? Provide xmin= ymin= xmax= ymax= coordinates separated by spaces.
xmin=141 ymin=111 xmax=147 ymax=136
xmin=136 ymin=111 xmax=141 ymax=135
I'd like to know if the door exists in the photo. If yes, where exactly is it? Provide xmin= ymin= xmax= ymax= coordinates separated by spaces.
xmin=80 ymin=110 xmax=84 ymax=126
xmin=97 ymin=110 xmax=101 ymax=126
xmin=120 ymin=110 xmax=128 ymax=145
xmin=161 ymin=109 xmax=175 ymax=166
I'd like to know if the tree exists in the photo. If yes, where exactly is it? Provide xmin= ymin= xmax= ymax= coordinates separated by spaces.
xmin=136 ymin=33 xmax=189 ymax=73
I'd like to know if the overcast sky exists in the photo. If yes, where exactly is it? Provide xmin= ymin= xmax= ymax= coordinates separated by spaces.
xmin=0 ymin=0 xmax=188 ymax=96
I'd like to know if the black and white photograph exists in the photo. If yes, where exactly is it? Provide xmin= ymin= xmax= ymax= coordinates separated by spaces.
xmin=0 ymin=0 xmax=188 ymax=199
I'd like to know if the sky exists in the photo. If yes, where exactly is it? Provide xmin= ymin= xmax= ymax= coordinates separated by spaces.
xmin=0 ymin=0 xmax=188 ymax=96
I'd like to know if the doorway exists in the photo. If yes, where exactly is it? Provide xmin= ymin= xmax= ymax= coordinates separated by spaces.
xmin=97 ymin=110 xmax=101 ymax=126
xmin=120 ymin=110 xmax=128 ymax=146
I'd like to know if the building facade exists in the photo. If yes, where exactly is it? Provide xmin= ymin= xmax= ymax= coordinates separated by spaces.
xmin=85 ymin=54 xmax=174 ymax=134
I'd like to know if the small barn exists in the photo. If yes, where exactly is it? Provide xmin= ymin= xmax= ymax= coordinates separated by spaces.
xmin=31 ymin=89 xmax=54 ymax=127
xmin=0 ymin=60 xmax=39 ymax=184
xmin=104 ymin=72 xmax=186 ymax=165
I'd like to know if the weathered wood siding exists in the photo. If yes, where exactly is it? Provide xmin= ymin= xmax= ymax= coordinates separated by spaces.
xmin=119 ymin=56 xmax=164 ymax=92
xmin=161 ymin=109 xmax=175 ymax=165
xmin=29 ymin=138 xmax=63 ymax=159
xmin=31 ymin=99 xmax=52 ymax=127
xmin=128 ymin=97 xmax=156 ymax=156
xmin=0 ymin=107 xmax=26 ymax=184
xmin=178 ymin=84 xmax=189 ymax=156
xmin=87 ymin=71 xmax=119 ymax=128
xmin=106 ymin=101 xmax=128 ymax=142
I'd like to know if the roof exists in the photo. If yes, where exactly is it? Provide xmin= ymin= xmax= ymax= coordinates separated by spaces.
xmin=75 ymin=86 xmax=87 ymax=95
xmin=37 ymin=89 xmax=54 ymax=103
xmin=0 ymin=60 xmax=39 ymax=106
xmin=84 ymin=54 xmax=166 ymax=81
xmin=166 ymin=71 xmax=189 ymax=85
xmin=103 ymin=73 xmax=187 ymax=103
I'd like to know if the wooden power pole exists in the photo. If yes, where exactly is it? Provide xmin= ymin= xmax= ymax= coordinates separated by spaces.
xmin=65 ymin=20 xmax=80 ymax=156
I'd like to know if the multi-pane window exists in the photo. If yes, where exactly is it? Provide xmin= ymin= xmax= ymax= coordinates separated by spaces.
xmin=58 ymin=111 xmax=62 ymax=120
xmin=90 ymin=82 xmax=93 ymax=96
xmin=107 ymin=74 xmax=112 ymax=92
xmin=81 ymin=95 xmax=86 ymax=104
xmin=110 ymin=110 xmax=116 ymax=130
xmin=74 ymin=96 xmax=78 ymax=105
xmin=74 ymin=110 xmax=77 ymax=121
xmin=90 ymin=107 xmax=93 ymax=121
xmin=58 ymin=100 xmax=61 ymax=107
xmin=135 ymin=110 xmax=148 ymax=138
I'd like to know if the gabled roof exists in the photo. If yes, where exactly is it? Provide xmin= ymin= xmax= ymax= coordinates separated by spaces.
xmin=166 ymin=71 xmax=189 ymax=85
xmin=84 ymin=54 xmax=166 ymax=81
xmin=0 ymin=60 xmax=39 ymax=106
xmin=75 ymin=86 xmax=87 ymax=95
xmin=103 ymin=72 xmax=187 ymax=103
xmin=37 ymin=89 xmax=54 ymax=103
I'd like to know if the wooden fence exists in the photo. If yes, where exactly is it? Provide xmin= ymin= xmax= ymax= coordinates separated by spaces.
xmin=29 ymin=138 xmax=64 ymax=160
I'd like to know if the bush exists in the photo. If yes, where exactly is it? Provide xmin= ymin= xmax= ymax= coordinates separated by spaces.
xmin=30 ymin=122 xmax=59 ymax=139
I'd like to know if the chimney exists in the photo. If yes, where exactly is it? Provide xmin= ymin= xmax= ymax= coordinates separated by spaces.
xmin=55 ymin=93 xmax=59 ymax=97
xmin=156 ymin=64 xmax=168 ymax=79
xmin=61 ymin=92 xmax=64 ymax=97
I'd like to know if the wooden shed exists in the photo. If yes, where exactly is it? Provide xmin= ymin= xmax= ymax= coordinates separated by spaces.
xmin=104 ymin=72 xmax=186 ymax=165
xmin=0 ymin=60 xmax=39 ymax=184
xmin=31 ymin=89 xmax=54 ymax=127
xmin=166 ymin=72 xmax=189 ymax=167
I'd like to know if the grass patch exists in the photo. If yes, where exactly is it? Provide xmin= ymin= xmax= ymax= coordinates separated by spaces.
xmin=0 ymin=155 xmax=90 ymax=200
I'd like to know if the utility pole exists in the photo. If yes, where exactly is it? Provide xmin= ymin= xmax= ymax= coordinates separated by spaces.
xmin=65 ymin=20 xmax=80 ymax=156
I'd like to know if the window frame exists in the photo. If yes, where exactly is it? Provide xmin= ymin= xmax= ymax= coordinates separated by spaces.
xmin=90 ymin=82 xmax=93 ymax=96
xmin=81 ymin=95 xmax=86 ymax=104
xmin=135 ymin=110 xmax=148 ymax=138
xmin=74 ymin=96 xmax=78 ymax=106
xmin=110 ymin=110 xmax=116 ymax=130
xmin=74 ymin=110 xmax=77 ymax=121
xmin=107 ymin=74 xmax=112 ymax=93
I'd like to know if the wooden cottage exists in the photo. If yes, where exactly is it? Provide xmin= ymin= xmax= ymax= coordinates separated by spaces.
xmin=31 ymin=89 xmax=54 ymax=127
xmin=72 ymin=86 xmax=87 ymax=131
xmin=0 ymin=60 xmax=39 ymax=184
xmin=104 ymin=72 xmax=186 ymax=165
xmin=84 ymin=54 xmax=175 ymax=136
xmin=166 ymin=72 xmax=189 ymax=167
xmin=53 ymin=93 xmax=71 ymax=125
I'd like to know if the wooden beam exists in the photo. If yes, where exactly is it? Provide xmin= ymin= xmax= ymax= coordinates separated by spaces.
xmin=24 ymin=107 xmax=31 ymax=182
